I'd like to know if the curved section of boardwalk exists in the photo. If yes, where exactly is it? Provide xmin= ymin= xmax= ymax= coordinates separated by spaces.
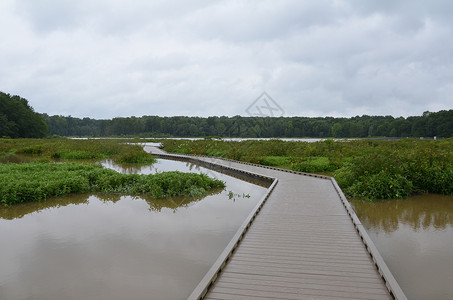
xmin=145 ymin=146 xmax=406 ymax=300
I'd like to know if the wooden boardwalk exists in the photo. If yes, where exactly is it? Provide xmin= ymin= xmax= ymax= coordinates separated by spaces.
xmin=145 ymin=146 xmax=407 ymax=300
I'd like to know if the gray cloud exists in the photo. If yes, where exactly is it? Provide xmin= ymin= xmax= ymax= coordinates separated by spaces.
xmin=0 ymin=0 xmax=452 ymax=118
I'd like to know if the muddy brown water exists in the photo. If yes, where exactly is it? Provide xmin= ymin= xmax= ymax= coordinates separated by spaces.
xmin=351 ymin=194 xmax=453 ymax=300
xmin=0 ymin=159 xmax=267 ymax=300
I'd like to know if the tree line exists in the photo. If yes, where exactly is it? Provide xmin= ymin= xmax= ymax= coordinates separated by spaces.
xmin=1 ymin=91 xmax=451 ymax=138
xmin=0 ymin=92 xmax=48 ymax=138
xmin=42 ymin=110 xmax=453 ymax=138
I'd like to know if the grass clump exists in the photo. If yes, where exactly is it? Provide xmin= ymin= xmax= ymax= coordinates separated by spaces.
xmin=0 ymin=162 xmax=225 ymax=207
xmin=116 ymin=147 xmax=157 ymax=164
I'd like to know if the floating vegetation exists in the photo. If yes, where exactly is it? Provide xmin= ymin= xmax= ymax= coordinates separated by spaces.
xmin=228 ymin=190 xmax=251 ymax=201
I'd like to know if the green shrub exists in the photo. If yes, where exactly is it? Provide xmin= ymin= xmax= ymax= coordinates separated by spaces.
xmin=334 ymin=163 xmax=355 ymax=188
xmin=59 ymin=151 xmax=99 ymax=160
xmin=115 ymin=148 xmax=156 ymax=164
xmin=259 ymin=156 xmax=291 ymax=167
xmin=290 ymin=156 xmax=336 ymax=173
xmin=346 ymin=171 xmax=413 ymax=200
xmin=17 ymin=146 xmax=43 ymax=155
xmin=205 ymin=149 xmax=226 ymax=157
xmin=408 ymin=166 xmax=453 ymax=195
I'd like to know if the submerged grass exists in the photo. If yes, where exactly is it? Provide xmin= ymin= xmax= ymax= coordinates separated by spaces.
xmin=0 ymin=162 xmax=225 ymax=207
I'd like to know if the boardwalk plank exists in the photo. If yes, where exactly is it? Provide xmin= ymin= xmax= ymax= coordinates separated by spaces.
xmin=229 ymin=255 xmax=378 ymax=270
xmin=235 ymin=242 xmax=369 ymax=256
xmin=232 ymin=252 xmax=374 ymax=264
xmin=215 ymin=281 xmax=390 ymax=298
xmin=223 ymin=264 xmax=383 ymax=279
xmin=220 ymin=268 xmax=386 ymax=285
xmin=219 ymin=272 xmax=387 ymax=289
xmin=208 ymin=286 xmax=390 ymax=300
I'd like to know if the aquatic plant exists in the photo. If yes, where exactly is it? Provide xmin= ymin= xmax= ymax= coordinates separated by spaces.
xmin=0 ymin=163 xmax=225 ymax=207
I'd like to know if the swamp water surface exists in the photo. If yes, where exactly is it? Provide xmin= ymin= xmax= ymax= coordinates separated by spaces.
xmin=0 ymin=159 xmax=267 ymax=300
xmin=351 ymin=194 xmax=453 ymax=300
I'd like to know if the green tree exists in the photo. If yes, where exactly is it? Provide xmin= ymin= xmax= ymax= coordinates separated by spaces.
xmin=0 ymin=92 xmax=48 ymax=138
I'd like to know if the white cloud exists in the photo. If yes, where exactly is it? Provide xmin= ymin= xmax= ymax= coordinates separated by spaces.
xmin=0 ymin=0 xmax=452 ymax=118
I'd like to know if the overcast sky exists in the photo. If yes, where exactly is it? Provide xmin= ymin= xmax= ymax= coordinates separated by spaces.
xmin=1 ymin=0 xmax=452 ymax=119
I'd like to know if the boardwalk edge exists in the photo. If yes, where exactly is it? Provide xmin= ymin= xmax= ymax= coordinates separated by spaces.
xmin=330 ymin=178 xmax=408 ymax=300
xmin=187 ymin=178 xmax=278 ymax=300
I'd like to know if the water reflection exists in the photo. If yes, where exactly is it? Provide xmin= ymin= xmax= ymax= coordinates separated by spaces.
xmin=350 ymin=194 xmax=453 ymax=300
xmin=0 ymin=194 xmax=89 ymax=220
xmin=100 ymin=159 xmax=202 ymax=174
xmin=102 ymin=159 xmax=271 ymax=187
xmin=350 ymin=194 xmax=453 ymax=233
xmin=0 ymin=189 xmax=225 ymax=221
xmin=98 ymin=193 xmax=224 ymax=213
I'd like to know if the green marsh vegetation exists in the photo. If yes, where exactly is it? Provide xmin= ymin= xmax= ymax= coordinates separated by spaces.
xmin=160 ymin=138 xmax=453 ymax=201
xmin=0 ymin=138 xmax=225 ymax=207
xmin=0 ymin=138 xmax=156 ymax=163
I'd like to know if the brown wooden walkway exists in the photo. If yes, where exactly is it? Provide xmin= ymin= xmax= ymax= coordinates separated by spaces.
xmin=145 ymin=146 xmax=407 ymax=300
